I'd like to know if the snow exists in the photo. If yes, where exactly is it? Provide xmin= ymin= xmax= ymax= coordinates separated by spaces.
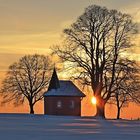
xmin=0 ymin=114 xmax=139 ymax=140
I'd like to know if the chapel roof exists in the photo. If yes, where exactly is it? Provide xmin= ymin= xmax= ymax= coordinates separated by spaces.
xmin=44 ymin=68 xmax=85 ymax=97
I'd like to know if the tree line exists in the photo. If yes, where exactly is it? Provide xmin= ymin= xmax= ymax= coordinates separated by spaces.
xmin=0 ymin=5 xmax=140 ymax=119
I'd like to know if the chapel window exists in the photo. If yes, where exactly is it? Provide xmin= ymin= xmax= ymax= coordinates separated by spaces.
xmin=70 ymin=100 xmax=75 ymax=109
xmin=57 ymin=100 xmax=62 ymax=108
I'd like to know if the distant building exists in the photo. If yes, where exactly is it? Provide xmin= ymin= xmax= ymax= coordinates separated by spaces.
xmin=44 ymin=68 xmax=86 ymax=116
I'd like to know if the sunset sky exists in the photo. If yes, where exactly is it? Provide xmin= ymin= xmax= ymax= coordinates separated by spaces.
xmin=0 ymin=0 xmax=140 ymax=118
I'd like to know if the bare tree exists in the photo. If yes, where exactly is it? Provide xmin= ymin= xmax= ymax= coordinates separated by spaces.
xmin=1 ymin=54 xmax=52 ymax=114
xmin=52 ymin=5 xmax=138 ymax=118
xmin=109 ymin=59 xmax=140 ymax=119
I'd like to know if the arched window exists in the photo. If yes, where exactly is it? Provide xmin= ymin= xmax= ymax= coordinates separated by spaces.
xmin=57 ymin=100 xmax=62 ymax=108
xmin=70 ymin=100 xmax=75 ymax=109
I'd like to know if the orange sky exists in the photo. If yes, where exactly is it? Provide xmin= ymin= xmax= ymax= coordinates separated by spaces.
xmin=0 ymin=0 xmax=140 ymax=119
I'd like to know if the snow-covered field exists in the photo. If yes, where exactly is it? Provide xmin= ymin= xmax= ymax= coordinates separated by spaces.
xmin=0 ymin=114 xmax=139 ymax=140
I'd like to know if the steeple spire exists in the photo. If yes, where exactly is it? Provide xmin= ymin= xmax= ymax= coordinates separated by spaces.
xmin=48 ymin=67 xmax=60 ymax=91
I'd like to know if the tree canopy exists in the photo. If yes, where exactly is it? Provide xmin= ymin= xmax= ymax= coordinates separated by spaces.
xmin=52 ymin=5 xmax=140 ymax=118
xmin=1 ymin=54 xmax=52 ymax=114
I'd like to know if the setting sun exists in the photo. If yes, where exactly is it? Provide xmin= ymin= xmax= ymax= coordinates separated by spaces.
xmin=91 ymin=96 xmax=97 ymax=105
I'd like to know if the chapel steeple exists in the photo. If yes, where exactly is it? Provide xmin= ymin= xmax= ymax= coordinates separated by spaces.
xmin=48 ymin=67 xmax=60 ymax=91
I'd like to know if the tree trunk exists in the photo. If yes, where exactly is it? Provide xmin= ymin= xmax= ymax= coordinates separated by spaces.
xmin=117 ymin=107 xmax=121 ymax=119
xmin=116 ymin=93 xmax=121 ymax=119
xmin=95 ymin=97 xmax=106 ymax=118
xmin=29 ymin=103 xmax=34 ymax=114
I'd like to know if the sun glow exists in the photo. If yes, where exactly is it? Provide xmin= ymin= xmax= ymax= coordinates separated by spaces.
xmin=91 ymin=96 xmax=97 ymax=105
